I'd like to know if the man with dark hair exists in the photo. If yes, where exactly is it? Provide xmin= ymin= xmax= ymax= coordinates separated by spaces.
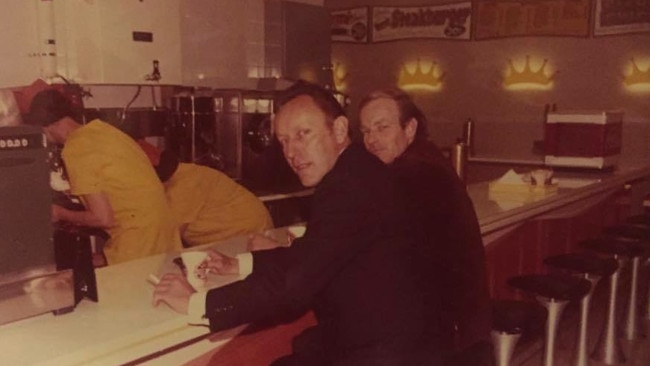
xmin=359 ymin=88 xmax=491 ymax=365
xmin=27 ymin=88 xmax=182 ymax=264
xmin=153 ymin=83 xmax=443 ymax=365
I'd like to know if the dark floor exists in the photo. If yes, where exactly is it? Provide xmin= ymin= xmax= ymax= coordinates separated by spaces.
xmin=511 ymin=263 xmax=650 ymax=366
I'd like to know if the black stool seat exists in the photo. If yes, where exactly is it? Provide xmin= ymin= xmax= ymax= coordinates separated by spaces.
xmin=581 ymin=237 xmax=646 ymax=257
xmin=492 ymin=299 xmax=547 ymax=335
xmin=603 ymin=224 xmax=650 ymax=242
xmin=508 ymin=274 xmax=592 ymax=302
xmin=544 ymin=252 xmax=618 ymax=277
xmin=626 ymin=213 xmax=650 ymax=227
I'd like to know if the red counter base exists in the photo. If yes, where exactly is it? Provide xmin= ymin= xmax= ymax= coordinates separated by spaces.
xmin=485 ymin=190 xmax=629 ymax=300
xmin=187 ymin=311 xmax=318 ymax=366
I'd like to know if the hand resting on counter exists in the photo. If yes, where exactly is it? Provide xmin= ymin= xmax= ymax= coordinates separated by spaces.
xmin=246 ymin=225 xmax=306 ymax=251
xmin=152 ymin=249 xmax=241 ymax=316
xmin=247 ymin=232 xmax=283 ymax=251
xmin=204 ymin=249 xmax=240 ymax=275
xmin=152 ymin=273 xmax=195 ymax=314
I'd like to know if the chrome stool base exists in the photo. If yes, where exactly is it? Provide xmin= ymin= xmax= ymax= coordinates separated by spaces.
xmin=491 ymin=330 xmax=522 ymax=366
xmin=591 ymin=259 xmax=626 ymax=365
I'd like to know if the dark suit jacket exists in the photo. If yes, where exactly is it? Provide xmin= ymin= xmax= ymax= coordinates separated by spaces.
xmin=391 ymin=140 xmax=491 ymax=355
xmin=205 ymin=144 xmax=442 ymax=365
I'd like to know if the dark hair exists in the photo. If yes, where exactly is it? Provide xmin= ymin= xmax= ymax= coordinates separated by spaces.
xmin=358 ymin=88 xmax=429 ymax=141
xmin=155 ymin=149 xmax=180 ymax=183
xmin=276 ymin=81 xmax=345 ymax=127
xmin=27 ymin=89 xmax=76 ymax=127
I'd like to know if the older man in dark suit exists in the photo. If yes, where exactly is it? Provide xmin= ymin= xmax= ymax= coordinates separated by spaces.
xmin=359 ymin=88 xmax=491 ymax=365
xmin=153 ymin=83 xmax=443 ymax=365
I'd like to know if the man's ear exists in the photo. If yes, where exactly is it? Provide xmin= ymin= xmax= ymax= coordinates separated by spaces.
xmin=405 ymin=118 xmax=417 ymax=142
xmin=332 ymin=116 xmax=349 ymax=144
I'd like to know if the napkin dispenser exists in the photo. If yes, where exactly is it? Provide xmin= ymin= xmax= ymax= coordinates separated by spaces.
xmin=488 ymin=169 xmax=558 ymax=203
xmin=544 ymin=110 xmax=623 ymax=169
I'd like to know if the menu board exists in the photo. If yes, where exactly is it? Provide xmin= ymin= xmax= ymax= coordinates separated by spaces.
xmin=594 ymin=0 xmax=650 ymax=35
xmin=371 ymin=3 xmax=472 ymax=41
xmin=330 ymin=7 xmax=370 ymax=43
xmin=474 ymin=0 xmax=590 ymax=39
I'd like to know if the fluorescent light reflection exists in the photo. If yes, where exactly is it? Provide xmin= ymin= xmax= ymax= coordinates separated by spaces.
xmin=623 ymin=58 xmax=650 ymax=93
xmin=503 ymin=55 xmax=555 ymax=91
xmin=398 ymin=59 xmax=445 ymax=92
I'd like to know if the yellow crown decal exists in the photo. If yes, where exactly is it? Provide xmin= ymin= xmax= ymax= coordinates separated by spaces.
xmin=624 ymin=59 xmax=650 ymax=86
xmin=333 ymin=62 xmax=349 ymax=92
xmin=504 ymin=56 xmax=555 ymax=90
xmin=398 ymin=59 xmax=445 ymax=91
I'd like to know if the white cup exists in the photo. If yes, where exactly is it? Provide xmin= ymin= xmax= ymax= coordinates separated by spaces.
xmin=181 ymin=251 xmax=209 ymax=291
xmin=531 ymin=169 xmax=553 ymax=186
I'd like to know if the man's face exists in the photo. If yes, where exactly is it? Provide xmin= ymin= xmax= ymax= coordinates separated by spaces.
xmin=42 ymin=119 xmax=66 ymax=145
xmin=274 ymin=95 xmax=347 ymax=187
xmin=360 ymin=98 xmax=415 ymax=164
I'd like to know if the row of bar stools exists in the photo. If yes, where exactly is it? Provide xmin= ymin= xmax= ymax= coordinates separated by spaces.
xmin=581 ymin=235 xmax=645 ymax=364
xmin=507 ymin=273 xmax=591 ymax=366
xmin=544 ymin=252 xmax=619 ymax=366
xmin=491 ymin=299 xmax=547 ymax=366
xmin=603 ymin=224 xmax=650 ymax=341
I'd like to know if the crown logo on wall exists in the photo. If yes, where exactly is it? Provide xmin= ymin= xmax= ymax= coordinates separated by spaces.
xmin=398 ymin=59 xmax=445 ymax=91
xmin=624 ymin=58 xmax=650 ymax=87
xmin=333 ymin=62 xmax=349 ymax=92
xmin=503 ymin=55 xmax=555 ymax=90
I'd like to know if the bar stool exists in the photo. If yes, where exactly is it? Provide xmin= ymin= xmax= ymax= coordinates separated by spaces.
xmin=582 ymin=236 xmax=645 ymax=364
xmin=621 ymin=217 xmax=650 ymax=321
xmin=491 ymin=299 xmax=547 ymax=366
xmin=625 ymin=213 xmax=650 ymax=227
xmin=602 ymin=224 xmax=650 ymax=340
xmin=508 ymin=273 xmax=591 ymax=366
xmin=544 ymin=252 xmax=618 ymax=366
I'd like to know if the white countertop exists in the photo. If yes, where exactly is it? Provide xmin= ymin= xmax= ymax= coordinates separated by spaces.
xmin=1 ymin=160 xmax=650 ymax=365
xmin=470 ymin=159 xmax=650 ymax=236
xmin=0 ymin=234 xmax=256 ymax=366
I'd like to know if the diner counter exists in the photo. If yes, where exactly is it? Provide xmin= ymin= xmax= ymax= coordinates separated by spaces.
xmin=469 ymin=159 xmax=650 ymax=236
xmin=2 ymin=159 xmax=650 ymax=365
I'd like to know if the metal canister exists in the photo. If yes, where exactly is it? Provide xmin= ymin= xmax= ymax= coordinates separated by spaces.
xmin=462 ymin=118 xmax=475 ymax=156
xmin=451 ymin=141 xmax=468 ymax=182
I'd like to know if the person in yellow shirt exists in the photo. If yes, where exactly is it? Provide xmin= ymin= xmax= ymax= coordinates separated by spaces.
xmin=27 ymin=89 xmax=182 ymax=264
xmin=154 ymin=149 xmax=273 ymax=247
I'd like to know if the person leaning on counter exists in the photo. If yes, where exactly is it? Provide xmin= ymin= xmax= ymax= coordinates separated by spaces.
xmin=152 ymin=82 xmax=445 ymax=365
xmin=153 ymin=148 xmax=274 ymax=247
xmin=359 ymin=88 xmax=492 ymax=365
xmin=26 ymin=89 xmax=182 ymax=265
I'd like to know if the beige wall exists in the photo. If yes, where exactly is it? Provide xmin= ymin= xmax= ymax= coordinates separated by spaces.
xmin=325 ymin=0 xmax=650 ymax=161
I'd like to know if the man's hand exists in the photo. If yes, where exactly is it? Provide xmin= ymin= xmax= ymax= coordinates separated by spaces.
xmin=205 ymin=249 xmax=240 ymax=275
xmin=51 ymin=204 xmax=64 ymax=223
xmin=247 ymin=232 xmax=283 ymax=251
xmin=152 ymin=273 xmax=195 ymax=314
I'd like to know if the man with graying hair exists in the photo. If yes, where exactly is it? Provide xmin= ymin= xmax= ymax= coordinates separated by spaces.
xmin=360 ymin=88 xmax=491 ymax=365
xmin=153 ymin=82 xmax=445 ymax=365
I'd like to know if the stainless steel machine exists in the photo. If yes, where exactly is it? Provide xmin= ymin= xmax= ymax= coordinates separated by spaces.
xmin=169 ymin=89 xmax=301 ymax=193
xmin=0 ymin=125 xmax=75 ymax=326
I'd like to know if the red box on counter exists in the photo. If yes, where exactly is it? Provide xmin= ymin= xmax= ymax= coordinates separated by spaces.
xmin=544 ymin=110 xmax=623 ymax=169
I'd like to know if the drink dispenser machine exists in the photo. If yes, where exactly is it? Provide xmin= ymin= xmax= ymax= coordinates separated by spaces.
xmin=169 ymin=90 xmax=300 ymax=193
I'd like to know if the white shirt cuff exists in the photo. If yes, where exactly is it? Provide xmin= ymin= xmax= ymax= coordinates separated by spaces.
xmin=236 ymin=252 xmax=253 ymax=276
xmin=188 ymin=291 xmax=209 ymax=326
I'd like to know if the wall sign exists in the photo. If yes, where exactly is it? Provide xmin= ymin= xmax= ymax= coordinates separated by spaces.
xmin=474 ymin=0 xmax=590 ymax=39
xmin=371 ymin=2 xmax=472 ymax=42
xmin=594 ymin=0 xmax=650 ymax=36
xmin=331 ymin=7 xmax=370 ymax=43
